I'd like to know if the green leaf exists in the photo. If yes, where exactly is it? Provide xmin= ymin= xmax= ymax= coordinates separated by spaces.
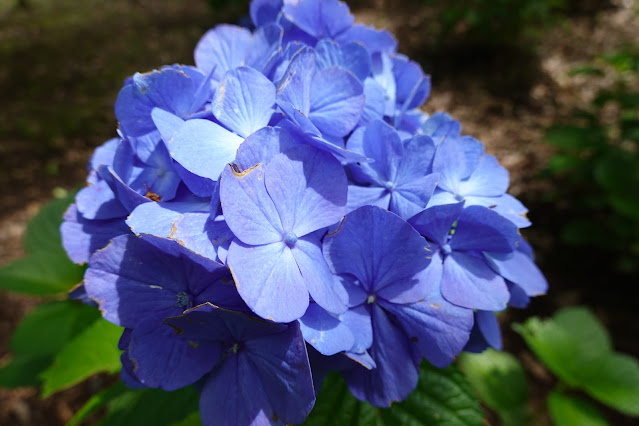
xmin=67 ymin=381 xmax=129 ymax=426
xmin=24 ymin=193 xmax=74 ymax=254
xmin=459 ymin=349 xmax=528 ymax=426
xmin=548 ymin=390 xmax=609 ymax=426
xmin=0 ymin=194 xmax=84 ymax=295
xmin=0 ymin=355 xmax=52 ymax=388
xmin=0 ymin=301 xmax=100 ymax=388
xmin=517 ymin=307 xmax=639 ymax=416
xmin=547 ymin=154 xmax=583 ymax=173
xmin=567 ymin=65 xmax=605 ymax=76
xmin=545 ymin=126 xmax=604 ymax=151
xmin=303 ymin=373 xmax=382 ymax=426
xmin=304 ymin=362 xmax=484 ymax=425
xmin=40 ymin=318 xmax=123 ymax=397
xmin=580 ymin=353 xmax=639 ymax=416
xmin=515 ymin=307 xmax=611 ymax=387
xmin=99 ymin=386 xmax=200 ymax=426
xmin=169 ymin=411 xmax=202 ymax=426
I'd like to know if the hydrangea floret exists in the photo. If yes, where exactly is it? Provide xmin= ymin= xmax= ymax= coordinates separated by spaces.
xmin=61 ymin=0 xmax=548 ymax=424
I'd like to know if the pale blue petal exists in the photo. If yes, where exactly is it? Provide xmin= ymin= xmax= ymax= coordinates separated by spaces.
xmin=220 ymin=163 xmax=283 ymax=245
xmin=227 ymin=240 xmax=309 ymax=322
xmin=346 ymin=185 xmax=389 ymax=213
xmin=309 ymin=66 xmax=364 ymax=138
xmin=299 ymin=303 xmax=355 ymax=356
xmin=441 ymin=252 xmax=509 ymax=311
xmin=167 ymin=119 xmax=243 ymax=181
xmin=484 ymin=250 xmax=548 ymax=296
xmin=194 ymin=24 xmax=253 ymax=79
xmin=213 ymin=67 xmax=276 ymax=138
xmin=458 ymin=154 xmax=509 ymax=197
xmin=292 ymin=236 xmax=347 ymax=315
xmin=265 ymin=146 xmax=347 ymax=237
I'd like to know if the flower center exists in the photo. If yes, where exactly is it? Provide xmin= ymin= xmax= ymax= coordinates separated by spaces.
xmin=441 ymin=244 xmax=453 ymax=255
xmin=383 ymin=181 xmax=395 ymax=192
xmin=366 ymin=294 xmax=376 ymax=304
xmin=176 ymin=291 xmax=193 ymax=309
xmin=284 ymin=231 xmax=298 ymax=246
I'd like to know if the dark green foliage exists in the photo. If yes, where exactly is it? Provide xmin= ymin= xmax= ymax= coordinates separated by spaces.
xmin=305 ymin=362 xmax=485 ymax=426
xmin=424 ymin=0 xmax=566 ymax=48
xmin=0 ymin=193 xmax=85 ymax=295
xmin=543 ymin=49 xmax=639 ymax=272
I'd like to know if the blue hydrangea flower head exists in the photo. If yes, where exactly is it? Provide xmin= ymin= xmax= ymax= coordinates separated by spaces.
xmin=59 ymin=0 xmax=548 ymax=421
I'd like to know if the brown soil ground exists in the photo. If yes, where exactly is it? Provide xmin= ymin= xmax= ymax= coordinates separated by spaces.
xmin=1 ymin=0 xmax=638 ymax=424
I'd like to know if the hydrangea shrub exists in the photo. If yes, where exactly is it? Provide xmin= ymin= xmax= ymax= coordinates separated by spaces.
xmin=61 ymin=0 xmax=548 ymax=424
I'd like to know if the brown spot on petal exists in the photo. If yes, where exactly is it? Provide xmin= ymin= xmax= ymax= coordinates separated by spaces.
xmin=229 ymin=162 xmax=260 ymax=178
xmin=167 ymin=323 xmax=183 ymax=335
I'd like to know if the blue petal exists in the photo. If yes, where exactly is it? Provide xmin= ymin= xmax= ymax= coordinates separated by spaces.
xmin=422 ymin=112 xmax=461 ymax=142
xmin=250 ymin=0 xmax=282 ymax=26
xmin=166 ymin=118 xmax=243 ymax=182
xmin=61 ymin=204 xmax=129 ymax=264
xmin=196 ymin=318 xmax=314 ymax=426
xmin=75 ymin=180 xmax=127 ymax=220
xmin=483 ymin=249 xmax=548 ymax=296
xmin=292 ymin=236 xmax=347 ymax=315
xmin=220 ymin=163 xmax=283 ymax=245
xmin=441 ymin=252 xmax=509 ymax=311
xmin=346 ymin=185 xmax=389 ymax=213
xmin=323 ymin=206 xmax=431 ymax=294
xmin=128 ymin=315 xmax=220 ymax=390
xmin=409 ymin=202 xmax=465 ymax=247
xmin=227 ymin=240 xmax=309 ymax=322
xmin=276 ymin=48 xmax=315 ymax=116
xmin=315 ymin=40 xmax=370 ymax=81
xmin=380 ymin=289 xmax=473 ymax=367
xmin=126 ymin=200 xmax=209 ymax=238
xmin=84 ymin=236 xmax=192 ymax=327
xmin=309 ymin=66 xmax=364 ymax=138
xmin=213 ymin=67 xmax=276 ymax=138
xmin=336 ymin=23 xmax=397 ymax=55
xmin=392 ymin=54 xmax=430 ymax=109
xmin=89 ymin=138 xmax=120 ymax=171
xmin=451 ymin=205 xmax=519 ymax=253
xmin=391 ymin=173 xmax=439 ymax=220
xmin=283 ymin=0 xmax=353 ymax=39
xmin=507 ymin=281 xmax=531 ymax=308
xmin=476 ymin=310 xmax=502 ymax=350
xmin=458 ymin=154 xmax=509 ymax=197
xmin=396 ymin=134 xmax=436 ymax=185
xmin=432 ymin=138 xmax=470 ymax=194
xmin=265 ymin=146 xmax=347 ymax=237
xmin=466 ymin=193 xmax=531 ymax=228
xmin=245 ymin=23 xmax=283 ymax=74
xmin=194 ymin=24 xmax=253 ymax=79
xmin=347 ymin=119 xmax=402 ymax=185
xmin=98 ymin=166 xmax=150 ymax=213
xmin=299 ymin=303 xmax=355 ymax=356
xmin=276 ymin=114 xmax=368 ymax=164
xmin=359 ymin=78 xmax=386 ymax=124
xmin=343 ymin=304 xmax=419 ymax=407
xmin=115 ymin=69 xmax=195 ymax=137
xmin=151 ymin=108 xmax=185 ymax=146
xmin=235 ymin=126 xmax=300 ymax=170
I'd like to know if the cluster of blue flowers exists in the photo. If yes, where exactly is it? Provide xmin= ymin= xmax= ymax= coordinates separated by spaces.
xmin=61 ymin=0 xmax=548 ymax=424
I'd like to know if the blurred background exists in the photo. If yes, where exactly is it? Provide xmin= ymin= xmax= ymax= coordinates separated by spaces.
xmin=0 ymin=0 xmax=638 ymax=424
